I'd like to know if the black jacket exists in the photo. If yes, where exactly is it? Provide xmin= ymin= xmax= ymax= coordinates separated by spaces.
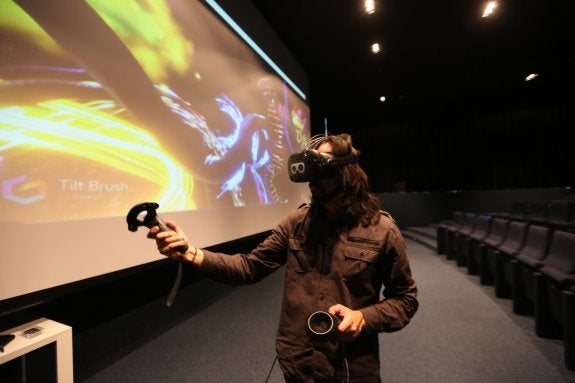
xmin=201 ymin=204 xmax=418 ymax=382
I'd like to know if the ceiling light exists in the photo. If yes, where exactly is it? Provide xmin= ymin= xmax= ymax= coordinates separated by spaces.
xmin=482 ymin=1 xmax=498 ymax=18
xmin=371 ymin=43 xmax=381 ymax=54
xmin=365 ymin=0 xmax=375 ymax=14
xmin=525 ymin=73 xmax=538 ymax=81
xmin=379 ymin=96 xmax=386 ymax=103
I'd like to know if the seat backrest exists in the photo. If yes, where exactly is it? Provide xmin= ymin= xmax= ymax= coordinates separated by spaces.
xmin=446 ymin=210 xmax=464 ymax=229
xmin=497 ymin=220 xmax=528 ymax=254
xmin=526 ymin=201 xmax=548 ymax=225
xmin=546 ymin=200 xmax=573 ymax=228
xmin=483 ymin=218 xmax=510 ymax=247
xmin=542 ymin=230 xmax=575 ymax=273
xmin=453 ymin=210 xmax=464 ymax=223
xmin=509 ymin=201 xmax=528 ymax=222
xmin=470 ymin=215 xmax=492 ymax=240
xmin=458 ymin=212 xmax=477 ymax=236
xmin=517 ymin=224 xmax=552 ymax=261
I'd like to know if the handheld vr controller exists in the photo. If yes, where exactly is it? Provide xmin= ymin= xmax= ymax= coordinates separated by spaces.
xmin=306 ymin=310 xmax=341 ymax=342
xmin=126 ymin=202 xmax=188 ymax=253
xmin=127 ymin=202 xmax=168 ymax=232
xmin=126 ymin=202 xmax=187 ymax=307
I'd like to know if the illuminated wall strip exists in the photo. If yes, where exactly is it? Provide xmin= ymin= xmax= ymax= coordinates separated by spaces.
xmin=204 ymin=0 xmax=307 ymax=101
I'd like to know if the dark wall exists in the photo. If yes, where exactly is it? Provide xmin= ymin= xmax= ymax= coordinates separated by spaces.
xmin=317 ymin=106 xmax=574 ymax=194
xmin=378 ymin=187 xmax=574 ymax=228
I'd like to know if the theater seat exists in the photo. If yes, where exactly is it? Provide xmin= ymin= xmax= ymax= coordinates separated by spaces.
xmin=460 ymin=215 xmax=492 ymax=272
xmin=547 ymin=200 xmax=574 ymax=231
xmin=488 ymin=220 xmax=529 ymax=298
xmin=526 ymin=200 xmax=548 ymax=226
xmin=534 ymin=230 xmax=575 ymax=339
xmin=537 ymin=230 xmax=575 ymax=288
xmin=436 ymin=210 xmax=464 ymax=255
xmin=510 ymin=225 xmax=552 ymax=315
xmin=473 ymin=217 xmax=510 ymax=285
xmin=446 ymin=212 xmax=477 ymax=261
xmin=564 ymin=285 xmax=575 ymax=371
xmin=508 ymin=200 xmax=529 ymax=222
xmin=569 ymin=212 xmax=575 ymax=234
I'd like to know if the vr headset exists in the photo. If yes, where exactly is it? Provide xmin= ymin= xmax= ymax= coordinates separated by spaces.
xmin=287 ymin=148 xmax=359 ymax=183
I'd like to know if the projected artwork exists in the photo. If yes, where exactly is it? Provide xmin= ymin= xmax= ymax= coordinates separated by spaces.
xmin=0 ymin=0 xmax=310 ymax=223
xmin=0 ymin=0 xmax=310 ymax=303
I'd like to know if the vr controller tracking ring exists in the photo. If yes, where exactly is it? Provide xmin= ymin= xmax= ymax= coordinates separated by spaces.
xmin=306 ymin=310 xmax=340 ymax=342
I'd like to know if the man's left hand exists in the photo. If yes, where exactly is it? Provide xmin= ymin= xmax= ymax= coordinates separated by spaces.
xmin=329 ymin=304 xmax=365 ymax=342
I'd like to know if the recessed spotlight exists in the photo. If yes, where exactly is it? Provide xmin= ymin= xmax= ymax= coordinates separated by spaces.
xmin=379 ymin=96 xmax=386 ymax=103
xmin=365 ymin=0 xmax=375 ymax=14
xmin=482 ymin=1 xmax=498 ymax=18
xmin=371 ymin=43 xmax=381 ymax=54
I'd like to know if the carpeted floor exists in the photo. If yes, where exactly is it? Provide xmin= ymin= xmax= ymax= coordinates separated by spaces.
xmin=82 ymin=229 xmax=575 ymax=382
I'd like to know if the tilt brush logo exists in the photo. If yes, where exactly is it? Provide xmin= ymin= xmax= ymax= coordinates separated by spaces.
xmin=2 ymin=176 xmax=46 ymax=205
xmin=0 ymin=157 xmax=46 ymax=205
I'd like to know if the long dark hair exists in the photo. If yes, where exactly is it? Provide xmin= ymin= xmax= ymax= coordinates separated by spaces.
xmin=310 ymin=134 xmax=381 ymax=227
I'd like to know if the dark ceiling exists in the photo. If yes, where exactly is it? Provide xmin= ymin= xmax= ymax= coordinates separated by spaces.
xmin=251 ymin=0 xmax=574 ymax=133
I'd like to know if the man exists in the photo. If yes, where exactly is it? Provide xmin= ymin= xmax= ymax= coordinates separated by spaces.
xmin=148 ymin=133 xmax=418 ymax=382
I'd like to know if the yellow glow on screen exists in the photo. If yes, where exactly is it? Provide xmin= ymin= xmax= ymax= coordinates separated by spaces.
xmin=0 ymin=0 xmax=311 ymax=303
xmin=0 ymin=0 xmax=309 ymax=224
xmin=1 ymin=97 xmax=195 ymax=221
xmin=0 ymin=1 xmax=61 ymax=54
xmin=86 ymin=0 xmax=194 ymax=82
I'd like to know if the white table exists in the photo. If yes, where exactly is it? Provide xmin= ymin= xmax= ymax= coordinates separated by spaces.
xmin=0 ymin=318 xmax=73 ymax=382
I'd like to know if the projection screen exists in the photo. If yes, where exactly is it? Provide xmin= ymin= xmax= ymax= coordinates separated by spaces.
xmin=0 ymin=0 xmax=310 ymax=302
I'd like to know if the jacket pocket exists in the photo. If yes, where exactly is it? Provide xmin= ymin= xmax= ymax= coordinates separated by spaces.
xmin=288 ymin=237 xmax=313 ymax=273
xmin=341 ymin=243 xmax=379 ymax=280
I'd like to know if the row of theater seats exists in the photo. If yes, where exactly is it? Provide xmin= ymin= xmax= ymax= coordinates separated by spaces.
xmin=494 ymin=199 xmax=575 ymax=232
xmin=435 ymin=203 xmax=575 ymax=372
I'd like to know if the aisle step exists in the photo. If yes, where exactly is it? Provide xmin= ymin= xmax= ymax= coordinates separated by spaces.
xmin=402 ymin=226 xmax=437 ymax=251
